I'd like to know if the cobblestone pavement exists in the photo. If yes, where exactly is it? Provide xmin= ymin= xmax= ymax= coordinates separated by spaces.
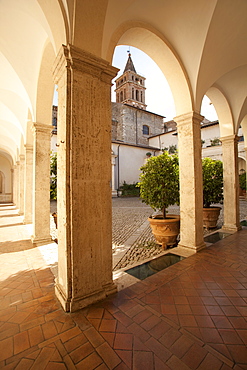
xmin=50 ymin=198 xmax=247 ymax=272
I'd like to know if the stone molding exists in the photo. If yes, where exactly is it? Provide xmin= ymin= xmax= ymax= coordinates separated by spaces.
xmin=24 ymin=144 xmax=33 ymax=153
xmin=32 ymin=122 xmax=53 ymax=135
xmin=220 ymin=134 xmax=239 ymax=145
xmin=174 ymin=111 xmax=204 ymax=128
xmin=53 ymin=44 xmax=119 ymax=85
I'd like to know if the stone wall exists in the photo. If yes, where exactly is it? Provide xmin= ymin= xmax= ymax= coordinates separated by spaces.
xmin=111 ymin=102 xmax=164 ymax=145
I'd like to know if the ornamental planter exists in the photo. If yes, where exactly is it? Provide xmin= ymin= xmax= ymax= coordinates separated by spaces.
xmin=148 ymin=214 xmax=180 ymax=250
xmin=202 ymin=207 xmax=221 ymax=229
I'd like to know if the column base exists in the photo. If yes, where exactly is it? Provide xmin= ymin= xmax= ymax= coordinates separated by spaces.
xmin=31 ymin=235 xmax=53 ymax=246
xmin=112 ymin=190 xmax=118 ymax=197
xmin=220 ymin=225 xmax=242 ymax=233
xmin=55 ymin=281 xmax=117 ymax=313
xmin=178 ymin=241 xmax=206 ymax=252
xmin=23 ymin=218 xmax=32 ymax=225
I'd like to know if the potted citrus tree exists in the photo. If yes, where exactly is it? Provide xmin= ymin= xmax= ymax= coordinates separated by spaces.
xmin=202 ymin=157 xmax=223 ymax=228
xmin=137 ymin=151 xmax=180 ymax=249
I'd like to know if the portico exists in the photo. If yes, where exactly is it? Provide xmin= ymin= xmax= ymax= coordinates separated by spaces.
xmin=0 ymin=0 xmax=246 ymax=314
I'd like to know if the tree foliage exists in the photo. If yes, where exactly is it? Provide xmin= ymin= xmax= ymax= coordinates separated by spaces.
xmin=202 ymin=157 xmax=223 ymax=207
xmin=50 ymin=152 xmax=57 ymax=200
xmin=137 ymin=152 xmax=179 ymax=218
xmin=239 ymin=171 xmax=246 ymax=191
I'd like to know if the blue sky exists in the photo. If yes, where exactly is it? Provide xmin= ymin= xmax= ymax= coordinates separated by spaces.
xmin=112 ymin=45 xmax=218 ymax=122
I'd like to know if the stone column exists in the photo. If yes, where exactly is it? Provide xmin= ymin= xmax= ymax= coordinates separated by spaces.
xmin=18 ymin=154 xmax=25 ymax=215
xmin=221 ymin=135 xmax=241 ymax=232
xmin=53 ymin=45 xmax=118 ymax=312
xmin=11 ymin=168 xmax=14 ymax=204
xmin=23 ymin=144 xmax=33 ymax=224
xmin=111 ymin=151 xmax=118 ymax=197
xmin=15 ymin=161 xmax=20 ymax=208
xmin=175 ymin=112 xmax=205 ymax=251
xmin=31 ymin=123 xmax=53 ymax=244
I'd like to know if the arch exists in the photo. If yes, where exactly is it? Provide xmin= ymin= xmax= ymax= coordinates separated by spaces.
xmin=36 ymin=41 xmax=56 ymax=124
xmin=0 ymin=171 xmax=4 ymax=193
xmin=240 ymin=114 xmax=247 ymax=148
xmin=205 ymin=86 xmax=234 ymax=137
xmin=107 ymin=23 xmax=193 ymax=116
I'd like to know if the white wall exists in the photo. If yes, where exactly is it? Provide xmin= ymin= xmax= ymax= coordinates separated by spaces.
xmin=149 ymin=131 xmax=177 ymax=150
xmin=51 ymin=135 xmax=57 ymax=152
xmin=112 ymin=143 xmax=159 ymax=187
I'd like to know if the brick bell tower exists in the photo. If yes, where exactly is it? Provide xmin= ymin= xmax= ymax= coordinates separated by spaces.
xmin=115 ymin=52 xmax=147 ymax=110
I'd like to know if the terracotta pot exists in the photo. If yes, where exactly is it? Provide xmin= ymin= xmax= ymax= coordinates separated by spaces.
xmin=148 ymin=214 xmax=180 ymax=250
xmin=203 ymin=207 xmax=221 ymax=229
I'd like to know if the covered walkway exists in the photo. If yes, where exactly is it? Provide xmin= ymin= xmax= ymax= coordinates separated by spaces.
xmin=0 ymin=204 xmax=247 ymax=369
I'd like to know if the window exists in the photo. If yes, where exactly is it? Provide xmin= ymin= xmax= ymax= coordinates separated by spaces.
xmin=143 ymin=125 xmax=149 ymax=135
xmin=132 ymin=88 xmax=134 ymax=99
xmin=136 ymin=90 xmax=139 ymax=101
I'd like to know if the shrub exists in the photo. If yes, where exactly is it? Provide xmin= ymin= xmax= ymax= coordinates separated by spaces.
xmin=50 ymin=152 xmax=57 ymax=200
xmin=239 ymin=171 xmax=246 ymax=191
xmin=119 ymin=182 xmax=140 ymax=197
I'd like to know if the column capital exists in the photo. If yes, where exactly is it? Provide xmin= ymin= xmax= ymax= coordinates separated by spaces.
xmin=24 ymin=144 xmax=33 ymax=153
xmin=174 ymin=111 xmax=204 ymax=128
xmin=19 ymin=154 xmax=25 ymax=162
xmin=220 ymin=134 xmax=239 ymax=144
xmin=53 ymin=44 xmax=119 ymax=85
xmin=32 ymin=122 xmax=53 ymax=134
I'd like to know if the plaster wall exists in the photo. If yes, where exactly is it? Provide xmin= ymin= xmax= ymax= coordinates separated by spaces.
xmin=51 ymin=135 xmax=57 ymax=152
xmin=112 ymin=142 xmax=158 ymax=187
xmin=149 ymin=131 xmax=177 ymax=150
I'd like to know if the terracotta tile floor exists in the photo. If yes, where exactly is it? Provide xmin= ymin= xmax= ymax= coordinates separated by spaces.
xmin=0 ymin=204 xmax=247 ymax=369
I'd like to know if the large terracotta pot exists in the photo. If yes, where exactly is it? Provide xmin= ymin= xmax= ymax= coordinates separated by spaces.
xmin=203 ymin=207 xmax=221 ymax=229
xmin=148 ymin=214 xmax=180 ymax=250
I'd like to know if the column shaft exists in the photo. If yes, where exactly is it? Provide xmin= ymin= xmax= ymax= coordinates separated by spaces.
xmin=32 ymin=123 xmax=53 ymax=244
xmin=53 ymin=45 xmax=118 ymax=312
xmin=176 ymin=112 xmax=205 ymax=251
xmin=23 ymin=144 xmax=33 ymax=224
xmin=221 ymin=135 xmax=241 ymax=232
xmin=15 ymin=161 xmax=20 ymax=208
xmin=18 ymin=154 xmax=25 ymax=215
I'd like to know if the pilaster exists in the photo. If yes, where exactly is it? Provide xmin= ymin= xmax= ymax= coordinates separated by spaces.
xmin=32 ymin=123 xmax=53 ymax=244
xmin=221 ymin=135 xmax=241 ymax=232
xmin=18 ymin=154 xmax=25 ymax=215
xmin=53 ymin=45 xmax=118 ymax=312
xmin=23 ymin=144 xmax=33 ymax=224
xmin=175 ymin=111 xmax=206 ymax=251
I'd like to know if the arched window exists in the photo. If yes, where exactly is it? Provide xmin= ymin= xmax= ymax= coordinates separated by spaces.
xmin=136 ymin=90 xmax=139 ymax=101
xmin=132 ymin=88 xmax=134 ymax=99
xmin=141 ymin=91 xmax=143 ymax=102
xmin=143 ymin=125 xmax=149 ymax=135
xmin=120 ymin=91 xmax=123 ymax=102
xmin=124 ymin=89 xmax=126 ymax=100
